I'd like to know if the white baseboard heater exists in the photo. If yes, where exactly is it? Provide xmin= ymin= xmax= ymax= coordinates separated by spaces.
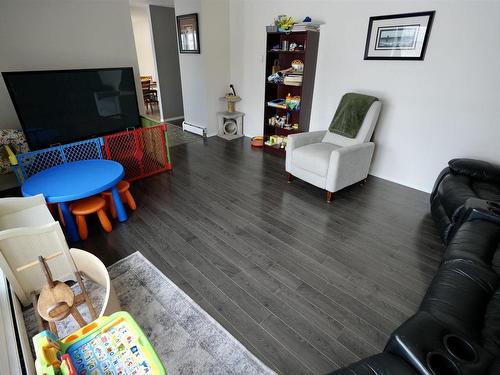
xmin=0 ymin=270 xmax=35 ymax=374
xmin=182 ymin=121 xmax=207 ymax=138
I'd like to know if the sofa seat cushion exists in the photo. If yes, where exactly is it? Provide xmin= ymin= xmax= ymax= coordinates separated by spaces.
xmin=420 ymin=259 xmax=498 ymax=339
xmin=471 ymin=180 xmax=500 ymax=202
xmin=292 ymin=142 xmax=340 ymax=177
xmin=330 ymin=353 xmax=417 ymax=375
xmin=437 ymin=173 xmax=477 ymax=219
xmin=443 ymin=220 xmax=500 ymax=272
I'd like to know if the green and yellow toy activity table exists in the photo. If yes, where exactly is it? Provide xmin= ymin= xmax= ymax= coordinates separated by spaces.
xmin=33 ymin=311 xmax=166 ymax=375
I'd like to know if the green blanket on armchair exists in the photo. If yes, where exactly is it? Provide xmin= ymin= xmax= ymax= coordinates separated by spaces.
xmin=329 ymin=93 xmax=379 ymax=138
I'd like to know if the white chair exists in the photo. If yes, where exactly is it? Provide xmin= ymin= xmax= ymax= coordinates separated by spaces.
xmin=70 ymin=248 xmax=120 ymax=316
xmin=0 ymin=195 xmax=74 ymax=306
xmin=0 ymin=194 xmax=55 ymax=230
xmin=0 ymin=196 xmax=119 ymax=316
xmin=0 ymin=222 xmax=77 ymax=305
xmin=286 ymin=96 xmax=382 ymax=202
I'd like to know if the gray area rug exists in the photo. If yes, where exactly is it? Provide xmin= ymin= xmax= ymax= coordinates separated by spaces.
xmin=24 ymin=252 xmax=275 ymax=375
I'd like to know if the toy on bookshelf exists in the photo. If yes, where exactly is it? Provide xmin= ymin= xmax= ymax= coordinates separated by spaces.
xmin=267 ymin=95 xmax=301 ymax=111
xmin=267 ymin=99 xmax=287 ymax=109
xmin=265 ymin=135 xmax=288 ymax=149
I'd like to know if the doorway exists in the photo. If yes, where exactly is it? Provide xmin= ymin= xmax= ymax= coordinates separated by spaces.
xmin=130 ymin=4 xmax=184 ymax=124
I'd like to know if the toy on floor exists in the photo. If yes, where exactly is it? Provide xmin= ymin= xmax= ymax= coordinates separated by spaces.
xmin=19 ymin=253 xmax=96 ymax=337
xmin=33 ymin=311 xmax=166 ymax=375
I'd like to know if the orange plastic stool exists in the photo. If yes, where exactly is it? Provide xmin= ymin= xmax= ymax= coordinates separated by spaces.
xmin=101 ymin=180 xmax=137 ymax=219
xmin=70 ymin=196 xmax=112 ymax=240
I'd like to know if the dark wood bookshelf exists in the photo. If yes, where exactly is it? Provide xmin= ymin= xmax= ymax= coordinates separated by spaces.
xmin=263 ymin=30 xmax=320 ymax=156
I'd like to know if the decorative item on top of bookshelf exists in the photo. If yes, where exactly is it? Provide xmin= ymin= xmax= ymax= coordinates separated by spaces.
xmin=177 ymin=13 xmax=200 ymax=54
xmin=364 ymin=11 xmax=435 ymax=60
xmin=274 ymin=15 xmax=296 ymax=32
xmin=262 ymin=22 xmax=320 ymax=156
xmin=267 ymin=16 xmax=321 ymax=33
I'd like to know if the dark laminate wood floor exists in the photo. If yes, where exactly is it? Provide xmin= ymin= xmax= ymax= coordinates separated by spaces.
xmin=81 ymin=137 xmax=442 ymax=374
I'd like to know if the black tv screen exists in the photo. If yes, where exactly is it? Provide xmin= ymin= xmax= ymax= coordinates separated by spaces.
xmin=2 ymin=67 xmax=140 ymax=150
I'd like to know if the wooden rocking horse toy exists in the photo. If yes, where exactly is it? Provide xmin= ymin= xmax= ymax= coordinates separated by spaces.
xmin=18 ymin=252 xmax=97 ymax=337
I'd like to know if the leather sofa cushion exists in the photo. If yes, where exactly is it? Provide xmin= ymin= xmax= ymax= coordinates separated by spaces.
xmin=482 ymin=287 xmax=500 ymax=354
xmin=330 ymin=353 xmax=417 ymax=375
xmin=436 ymin=174 xmax=477 ymax=219
xmin=487 ymin=358 xmax=500 ymax=375
xmin=449 ymin=158 xmax=500 ymax=184
xmin=443 ymin=220 xmax=500 ymax=273
xmin=471 ymin=180 xmax=500 ymax=202
xmin=420 ymin=259 xmax=498 ymax=339
xmin=292 ymin=143 xmax=340 ymax=177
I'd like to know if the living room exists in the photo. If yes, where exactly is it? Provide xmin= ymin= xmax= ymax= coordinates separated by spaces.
xmin=0 ymin=0 xmax=499 ymax=374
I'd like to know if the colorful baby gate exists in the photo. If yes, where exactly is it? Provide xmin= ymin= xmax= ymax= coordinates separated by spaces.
xmin=33 ymin=311 xmax=166 ymax=375
xmin=9 ymin=124 xmax=172 ymax=184
xmin=14 ymin=138 xmax=103 ymax=183
xmin=102 ymin=125 xmax=171 ymax=182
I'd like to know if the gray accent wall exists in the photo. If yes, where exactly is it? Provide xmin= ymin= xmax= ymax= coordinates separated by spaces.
xmin=149 ymin=5 xmax=184 ymax=120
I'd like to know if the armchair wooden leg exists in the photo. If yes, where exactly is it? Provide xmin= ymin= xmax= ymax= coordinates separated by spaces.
xmin=287 ymin=173 xmax=293 ymax=183
xmin=326 ymin=191 xmax=333 ymax=203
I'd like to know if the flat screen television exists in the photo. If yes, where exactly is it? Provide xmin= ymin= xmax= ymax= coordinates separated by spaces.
xmin=2 ymin=67 xmax=140 ymax=150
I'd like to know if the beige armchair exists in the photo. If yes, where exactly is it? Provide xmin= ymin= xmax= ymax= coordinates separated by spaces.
xmin=286 ymin=98 xmax=382 ymax=202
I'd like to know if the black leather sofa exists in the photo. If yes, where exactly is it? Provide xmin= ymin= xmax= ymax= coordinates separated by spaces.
xmin=430 ymin=158 xmax=500 ymax=243
xmin=331 ymin=159 xmax=500 ymax=375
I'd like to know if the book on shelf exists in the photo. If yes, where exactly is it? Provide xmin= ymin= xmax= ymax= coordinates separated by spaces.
xmin=292 ymin=22 xmax=320 ymax=32
xmin=284 ymin=76 xmax=302 ymax=86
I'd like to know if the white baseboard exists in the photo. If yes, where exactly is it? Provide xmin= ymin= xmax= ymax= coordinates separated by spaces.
xmin=182 ymin=121 xmax=207 ymax=138
xmin=165 ymin=116 xmax=184 ymax=122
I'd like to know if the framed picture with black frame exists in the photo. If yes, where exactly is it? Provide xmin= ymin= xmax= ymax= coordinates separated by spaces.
xmin=177 ymin=13 xmax=200 ymax=54
xmin=364 ymin=11 xmax=435 ymax=60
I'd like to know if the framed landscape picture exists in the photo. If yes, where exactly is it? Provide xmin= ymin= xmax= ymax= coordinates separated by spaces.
xmin=177 ymin=13 xmax=200 ymax=54
xmin=364 ymin=11 xmax=435 ymax=60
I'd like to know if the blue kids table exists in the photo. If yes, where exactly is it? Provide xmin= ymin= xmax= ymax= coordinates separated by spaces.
xmin=22 ymin=160 xmax=127 ymax=242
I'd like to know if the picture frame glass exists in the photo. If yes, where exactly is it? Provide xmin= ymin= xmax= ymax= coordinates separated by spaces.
xmin=178 ymin=14 xmax=199 ymax=53
xmin=365 ymin=12 xmax=434 ymax=59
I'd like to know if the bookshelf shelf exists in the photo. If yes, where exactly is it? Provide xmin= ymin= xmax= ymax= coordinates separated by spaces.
xmin=262 ymin=30 xmax=320 ymax=156
xmin=267 ymin=50 xmax=306 ymax=54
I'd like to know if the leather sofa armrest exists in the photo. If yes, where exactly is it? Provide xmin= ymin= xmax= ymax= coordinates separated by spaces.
xmin=447 ymin=198 xmax=500 ymax=241
xmin=449 ymin=158 xmax=500 ymax=183
xmin=430 ymin=167 xmax=451 ymax=203
xmin=386 ymin=311 xmax=494 ymax=375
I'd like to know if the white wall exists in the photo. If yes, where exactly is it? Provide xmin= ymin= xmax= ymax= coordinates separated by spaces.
xmin=230 ymin=0 xmax=500 ymax=192
xmin=0 ymin=0 xmax=144 ymax=131
xmin=130 ymin=5 xmax=158 ymax=82
xmin=175 ymin=0 xmax=230 ymax=136
xmin=0 ymin=0 xmax=143 ymax=190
